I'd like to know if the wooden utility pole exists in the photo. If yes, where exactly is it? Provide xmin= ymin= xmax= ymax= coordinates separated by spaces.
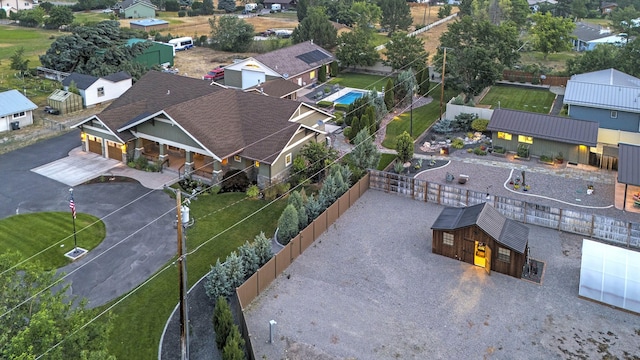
xmin=176 ymin=192 xmax=189 ymax=360
xmin=439 ymin=47 xmax=448 ymax=121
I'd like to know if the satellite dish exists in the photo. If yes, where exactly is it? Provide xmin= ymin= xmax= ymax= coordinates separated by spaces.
xmin=283 ymin=73 xmax=289 ymax=79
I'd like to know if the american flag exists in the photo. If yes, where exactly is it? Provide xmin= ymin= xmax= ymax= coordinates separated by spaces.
xmin=69 ymin=197 xmax=76 ymax=219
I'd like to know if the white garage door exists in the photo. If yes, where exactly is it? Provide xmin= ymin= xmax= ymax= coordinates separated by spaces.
xmin=242 ymin=69 xmax=266 ymax=90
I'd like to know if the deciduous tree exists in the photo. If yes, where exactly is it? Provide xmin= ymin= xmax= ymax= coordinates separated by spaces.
xmin=566 ymin=44 xmax=621 ymax=75
xmin=45 ymin=5 xmax=74 ymax=29
xmin=379 ymin=0 xmax=412 ymax=35
xmin=610 ymin=6 xmax=640 ymax=35
xmin=383 ymin=32 xmax=428 ymax=71
xmin=10 ymin=47 xmax=29 ymax=75
xmin=336 ymin=28 xmax=380 ymax=69
xmin=530 ymin=12 xmax=576 ymax=60
xmin=217 ymin=0 xmax=235 ymax=12
xmin=209 ymin=16 xmax=255 ymax=52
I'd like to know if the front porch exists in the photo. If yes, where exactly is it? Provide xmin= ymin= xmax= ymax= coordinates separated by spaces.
xmin=135 ymin=139 xmax=216 ymax=181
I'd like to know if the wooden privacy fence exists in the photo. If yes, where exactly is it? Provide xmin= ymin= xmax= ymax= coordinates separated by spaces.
xmin=502 ymin=70 xmax=570 ymax=87
xmin=369 ymin=170 xmax=640 ymax=249
xmin=235 ymin=173 xmax=370 ymax=360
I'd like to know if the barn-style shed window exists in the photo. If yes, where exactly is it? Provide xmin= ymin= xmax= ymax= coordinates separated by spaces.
xmin=443 ymin=232 xmax=454 ymax=246
xmin=498 ymin=247 xmax=511 ymax=262
xmin=98 ymin=87 xmax=105 ymax=97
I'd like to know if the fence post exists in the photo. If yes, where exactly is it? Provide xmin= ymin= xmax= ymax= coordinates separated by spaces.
xmin=424 ymin=182 xmax=428 ymax=202
xmin=411 ymin=178 xmax=415 ymax=200
xmin=523 ymin=202 xmax=527 ymax=224
xmin=627 ymin=222 xmax=632 ymax=248
xmin=558 ymin=209 xmax=563 ymax=230
xmin=437 ymin=184 xmax=442 ymax=205
xmin=590 ymin=214 xmax=595 ymax=237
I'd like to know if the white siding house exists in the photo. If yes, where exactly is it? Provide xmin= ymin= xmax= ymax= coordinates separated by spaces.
xmin=0 ymin=90 xmax=38 ymax=133
xmin=62 ymin=72 xmax=132 ymax=108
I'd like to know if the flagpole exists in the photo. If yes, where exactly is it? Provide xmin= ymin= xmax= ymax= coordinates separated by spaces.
xmin=69 ymin=188 xmax=78 ymax=253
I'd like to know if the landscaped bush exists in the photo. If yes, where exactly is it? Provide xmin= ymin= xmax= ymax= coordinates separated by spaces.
xmin=246 ymin=185 xmax=259 ymax=198
xmin=493 ymin=146 xmax=506 ymax=154
xmin=316 ymin=100 xmax=333 ymax=108
xmin=334 ymin=103 xmax=349 ymax=112
xmin=237 ymin=240 xmax=260 ymax=275
xmin=517 ymin=144 xmax=529 ymax=158
xmin=178 ymin=10 xmax=186 ymax=17
xmin=473 ymin=146 xmax=487 ymax=155
xmin=451 ymin=138 xmax=464 ymax=149
xmin=220 ymin=169 xmax=250 ymax=193
xmin=471 ymin=118 xmax=489 ymax=132
xmin=225 ymin=251 xmax=245 ymax=288
xmin=205 ymin=259 xmax=231 ymax=300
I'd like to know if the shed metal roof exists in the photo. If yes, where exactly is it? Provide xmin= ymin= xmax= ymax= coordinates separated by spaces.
xmin=254 ymin=41 xmax=334 ymax=79
xmin=618 ymin=143 xmax=640 ymax=186
xmin=570 ymin=68 xmax=640 ymax=87
xmin=431 ymin=203 xmax=529 ymax=254
xmin=0 ymin=89 xmax=38 ymax=117
xmin=130 ymin=18 xmax=168 ymax=26
xmin=564 ymin=81 xmax=640 ymax=113
xmin=487 ymin=109 xmax=599 ymax=146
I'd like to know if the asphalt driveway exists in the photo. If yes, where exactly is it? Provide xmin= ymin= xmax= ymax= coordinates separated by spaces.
xmin=0 ymin=131 xmax=177 ymax=308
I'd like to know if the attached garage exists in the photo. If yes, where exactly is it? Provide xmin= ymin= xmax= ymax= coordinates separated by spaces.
xmin=87 ymin=135 xmax=103 ymax=155
xmin=106 ymin=140 xmax=123 ymax=160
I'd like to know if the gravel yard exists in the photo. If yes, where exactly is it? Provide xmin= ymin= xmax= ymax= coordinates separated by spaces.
xmin=245 ymin=190 xmax=640 ymax=360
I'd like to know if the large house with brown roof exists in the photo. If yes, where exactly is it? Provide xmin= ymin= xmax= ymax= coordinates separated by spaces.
xmin=71 ymin=71 xmax=332 ymax=187
xmin=223 ymin=41 xmax=335 ymax=90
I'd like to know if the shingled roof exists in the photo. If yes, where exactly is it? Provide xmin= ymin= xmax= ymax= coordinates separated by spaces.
xmin=488 ymin=108 xmax=599 ymax=146
xmin=254 ymin=41 xmax=334 ymax=79
xmin=83 ymin=71 xmax=311 ymax=164
xmin=618 ymin=143 xmax=640 ymax=186
xmin=62 ymin=73 xmax=99 ymax=90
xmin=246 ymin=78 xmax=301 ymax=98
xmin=431 ymin=203 xmax=529 ymax=254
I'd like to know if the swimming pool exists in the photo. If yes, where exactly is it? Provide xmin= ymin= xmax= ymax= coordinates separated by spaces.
xmin=334 ymin=91 xmax=365 ymax=105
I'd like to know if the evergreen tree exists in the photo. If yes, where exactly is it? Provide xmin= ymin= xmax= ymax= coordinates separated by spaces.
xmin=331 ymin=164 xmax=352 ymax=190
xmin=318 ymin=173 xmax=340 ymax=208
xmin=395 ymin=131 xmax=414 ymax=163
xmin=318 ymin=64 xmax=327 ymax=82
xmin=419 ymin=67 xmax=431 ymax=96
xmin=238 ymin=241 xmax=260 ymax=276
xmin=379 ymin=0 xmax=412 ymax=35
xmin=305 ymin=194 xmax=323 ymax=220
xmin=368 ymin=89 xmax=388 ymax=126
xmin=384 ymin=78 xmax=395 ymax=110
xmin=349 ymin=115 xmax=362 ymax=141
xmin=277 ymin=204 xmax=299 ymax=245
xmin=350 ymin=129 xmax=381 ymax=173
xmin=297 ymin=0 xmax=309 ymax=21
xmin=205 ymin=259 xmax=231 ymax=300
xmin=225 ymin=251 xmax=245 ymax=288
xmin=213 ymin=296 xmax=234 ymax=350
xmin=9 ymin=47 xmax=29 ymax=75
xmin=396 ymin=69 xmax=416 ymax=107
xmin=222 ymin=325 xmax=245 ymax=360
xmin=253 ymin=232 xmax=273 ymax=266
xmin=288 ymin=191 xmax=308 ymax=230
xmin=433 ymin=118 xmax=454 ymax=134
xmin=201 ymin=0 xmax=214 ymax=15
xmin=330 ymin=61 xmax=339 ymax=77
xmin=291 ymin=7 xmax=337 ymax=49
xmin=365 ymin=106 xmax=376 ymax=134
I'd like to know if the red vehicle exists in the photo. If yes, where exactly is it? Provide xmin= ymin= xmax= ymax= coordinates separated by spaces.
xmin=203 ymin=67 xmax=224 ymax=81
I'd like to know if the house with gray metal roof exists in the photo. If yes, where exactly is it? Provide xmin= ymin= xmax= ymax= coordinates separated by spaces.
xmin=563 ymin=68 xmax=640 ymax=168
xmin=431 ymin=203 xmax=530 ymax=278
xmin=71 ymin=71 xmax=333 ymax=187
xmin=571 ymin=22 xmax=621 ymax=51
xmin=223 ymin=41 xmax=334 ymax=90
xmin=487 ymin=109 xmax=599 ymax=164
xmin=0 ymin=90 xmax=38 ymax=133
xmin=62 ymin=71 xmax=132 ymax=108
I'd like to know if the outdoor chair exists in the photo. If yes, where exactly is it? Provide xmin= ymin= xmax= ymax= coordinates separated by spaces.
xmin=458 ymin=174 xmax=469 ymax=185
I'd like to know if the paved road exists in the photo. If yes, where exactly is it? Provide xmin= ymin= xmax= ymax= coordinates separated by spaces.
xmin=0 ymin=132 xmax=177 ymax=308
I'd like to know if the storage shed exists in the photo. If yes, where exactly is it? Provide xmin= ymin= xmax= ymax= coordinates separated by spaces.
xmin=431 ymin=203 xmax=529 ymax=278
xmin=129 ymin=18 xmax=168 ymax=32
xmin=128 ymin=38 xmax=174 ymax=67
xmin=47 ymin=89 xmax=83 ymax=115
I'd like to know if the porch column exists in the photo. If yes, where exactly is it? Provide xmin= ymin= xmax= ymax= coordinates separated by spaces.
xmin=212 ymin=160 xmax=222 ymax=185
xmin=81 ymin=132 xmax=88 ymax=152
xmin=184 ymin=151 xmax=193 ymax=176
xmin=133 ymin=138 xmax=143 ymax=160
xmin=158 ymin=143 xmax=167 ymax=162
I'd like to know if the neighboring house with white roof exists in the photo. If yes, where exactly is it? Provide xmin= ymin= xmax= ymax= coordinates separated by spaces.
xmin=527 ymin=0 xmax=557 ymax=12
xmin=224 ymin=41 xmax=335 ymax=90
xmin=572 ymin=22 xmax=619 ymax=51
xmin=563 ymin=68 xmax=640 ymax=168
xmin=0 ymin=89 xmax=38 ymax=133
xmin=62 ymin=71 xmax=132 ymax=108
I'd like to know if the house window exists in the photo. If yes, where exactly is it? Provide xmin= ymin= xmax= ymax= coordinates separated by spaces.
xmin=443 ymin=232 xmax=454 ymax=246
xmin=611 ymin=111 xmax=618 ymax=119
xmin=309 ymin=70 xmax=316 ymax=79
xmin=234 ymin=155 xmax=241 ymax=162
xmin=285 ymin=153 xmax=292 ymax=166
xmin=497 ymin=132 xmax=512 ymax=140
xmin=518 ymin=135 xmax=533 ymax=144
xmin=97 ymin=87 xmax=105 ymax=97
xmin=13 ymin=112 xmax=25 ymax=119
xmin=498 ymin=247 xmax=511 ymax=263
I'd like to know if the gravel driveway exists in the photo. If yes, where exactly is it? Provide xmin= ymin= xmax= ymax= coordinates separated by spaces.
xmin=245 ymin=190 xmax=640 ymax=359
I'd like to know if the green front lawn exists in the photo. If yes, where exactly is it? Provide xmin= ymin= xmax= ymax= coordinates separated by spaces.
xmin=328 ymin=72 xmax=389 ymax=91
xmin=377 ymin=153 xmax=396 ymax=170
xmin=0 ymin=212 xmax=105 ymax=270
xmin=478 ymin=85 xmax=556 ymax=113
xmin=371 ymin=33 xmax=389 ymax=47
xmin=103 ymin=192 xmax=286 ymax=360
xmin=382 ymin=86 xmax=458 ymax=149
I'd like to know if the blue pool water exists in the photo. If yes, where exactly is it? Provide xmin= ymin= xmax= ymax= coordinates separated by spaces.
xmin=334 ymin=91 xmax=365 ymax=105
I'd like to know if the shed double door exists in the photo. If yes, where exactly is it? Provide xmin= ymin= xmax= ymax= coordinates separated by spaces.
xmin=462 ymin=238 xmax=475 ymax=264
